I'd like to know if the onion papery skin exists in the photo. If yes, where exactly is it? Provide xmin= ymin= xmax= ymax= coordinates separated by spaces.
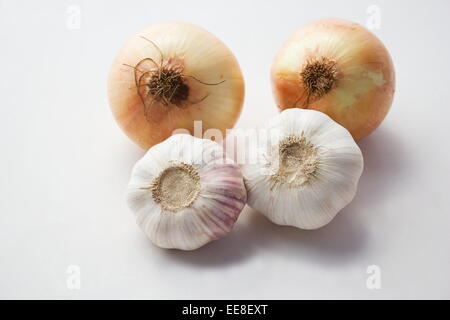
xmin=271 ymin=18 xmax=395 ymax=140
xmin=108 ymin=22 xmax=245 ymax=149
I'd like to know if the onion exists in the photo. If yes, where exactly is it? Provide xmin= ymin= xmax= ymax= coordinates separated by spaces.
xmin=108 ymin=22 xmax=245 ymax=149
xmin=271 ymin=18 xmax=395 ymax=140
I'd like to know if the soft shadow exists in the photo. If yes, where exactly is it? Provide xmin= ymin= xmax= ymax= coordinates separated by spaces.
xmin=161 ymin=209 xmax=257 ymax=268
xmin=242 ymin=205 xmax=367 ymax=267
xmin=355 ymin=127 xmax=408 ymax=207
xmin=157 ymin=127 xmax=406 ymax=268
xmin=162 ymin=204 xmax=366 ymax=268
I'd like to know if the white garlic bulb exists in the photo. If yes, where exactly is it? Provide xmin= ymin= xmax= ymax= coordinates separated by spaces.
xmin=126 ymin=134 xmax=247 ymax=250
xmin=242 ymin=108 xmax=363 ymax=229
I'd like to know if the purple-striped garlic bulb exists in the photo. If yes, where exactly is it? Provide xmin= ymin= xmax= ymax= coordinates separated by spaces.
xmin=126 ymin=134 xmax=247 ymax=250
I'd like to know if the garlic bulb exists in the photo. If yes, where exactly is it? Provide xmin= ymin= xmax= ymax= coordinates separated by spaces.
xmin=242 ymin=108 xmax=363 ymax=229
xmin=271 ymin=18 xmax=395 ymax=140
xmin=126 ymin=134 xmax=247 ymax=250
xmin=108 ymin=22 xmax=245 ymax=149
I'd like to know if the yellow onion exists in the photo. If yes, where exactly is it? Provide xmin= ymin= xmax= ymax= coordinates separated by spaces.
xmin=271 ymin=18 xmax=395 ymax=140
xmin=108 ymin=22 xmax=245 ymax=149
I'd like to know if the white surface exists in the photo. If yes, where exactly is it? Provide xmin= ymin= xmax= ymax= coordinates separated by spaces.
xmin=1 ymin=0 xmax=449 ymax=299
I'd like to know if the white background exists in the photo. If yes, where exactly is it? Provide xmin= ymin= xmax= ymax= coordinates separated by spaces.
xmin=1 ymin=0 xmax=449 ymax=299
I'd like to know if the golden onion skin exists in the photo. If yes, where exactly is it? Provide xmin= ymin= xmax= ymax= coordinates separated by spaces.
xmin=108 ymin=22 xmax=245 ymax=149
xmin=271 ymin=18 xmax=395 ymax=140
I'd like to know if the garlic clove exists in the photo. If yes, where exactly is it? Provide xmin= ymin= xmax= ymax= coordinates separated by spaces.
xmin=242 ymin=108 xmax=363 ymax=230
xmin=127 ymin=134 xmax=247 ymax=250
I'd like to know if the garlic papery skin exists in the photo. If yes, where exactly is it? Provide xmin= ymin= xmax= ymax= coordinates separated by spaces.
xmin=241 ymin=108 xmax=363 ymax=230
xmin=271 ymin=18 xmax=395 ymax=140
xmin=108 ymin=22 xmax=245 ymax=149
xmin=126 ymin=134 xmax=247 ymax=250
